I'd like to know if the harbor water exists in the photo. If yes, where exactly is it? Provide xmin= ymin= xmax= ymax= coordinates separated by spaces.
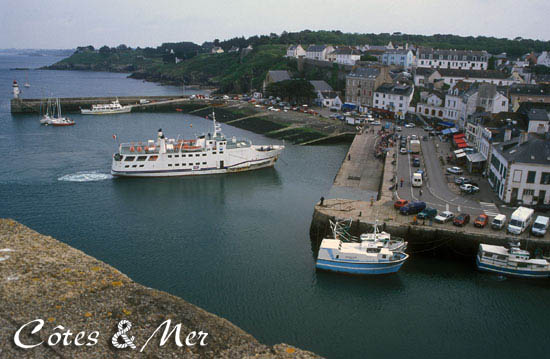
xmin=1 ymin=54 xmax=550 ymax=359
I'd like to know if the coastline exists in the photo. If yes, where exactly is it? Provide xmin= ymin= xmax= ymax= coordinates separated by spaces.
xmin=0 ymin=218 xmax=321 ymax=358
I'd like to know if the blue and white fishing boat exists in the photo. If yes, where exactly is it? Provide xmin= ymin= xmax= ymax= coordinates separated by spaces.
xmin=316 ymin=220 xmax=408 ymax=275
xmin=476 ymin=243 xmax=550 ymax=278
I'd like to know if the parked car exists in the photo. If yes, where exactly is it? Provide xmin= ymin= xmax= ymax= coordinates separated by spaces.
xmin=453 ymin=213 xmax=470 ymax=226
xmin=460 ymin=184 xmax=479 ymax=194
xmin=491 ymin=214 xmax=506 ymax=230
xmin=474 ymin=214 xmax=489 ymax=228
xmin=418 ymin=207 xmax=437 ymax=219
xmin=531 ymin=216 xmax=550 ymax=237
xmin=424 ymin=126 xmax=433 ymax=131
xmin=404 ymin=123 xmax=415 ymax=128
xmin=410 ymin=134 xmax=418 ymax=141
xmin=400 ymin=147 xmax=408 ymax=154
xmin=394 ymin=199 xmax=408 ymax=209
xmin=446 ymin=167 xmax=463 ymax=175
xmin=454 ymin=177 xmax=471 ymax=185
xmin=412 ymin=156 xmax=420 ymax=167
xmin=396 ymin=126 xmax=402 ymax=132
xmin=434 ymin=211 xmax=454 ymax=223
xmin=400 ymin=201 xmax=426 ymax=215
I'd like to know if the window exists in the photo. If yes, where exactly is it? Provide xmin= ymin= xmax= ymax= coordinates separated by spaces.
xmin=513 ymin=170 xmax=522 ymax=183
xmin=527 ymin=171 xmax=536 ymax=184
xmin=148 ymin=156 xmax=158 ymax=161
xmin=168 ymin=155 xmax=172 ymax=158
xmin=202 ymin=162 xmax=206 ymax=165
xmin=124 ymin=156 xmax=135 ymax=161
xmin=541 ymin=172 xmax=550 ymax=185
xmin=202 ymin=154 xmax=207 ymax=156
xmin=523 ymin=189 xmax=535 ymax=196
xmin=137 ymin=156 xmax=147 ymax=161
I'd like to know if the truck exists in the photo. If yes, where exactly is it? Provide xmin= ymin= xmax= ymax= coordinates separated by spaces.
xmin=409 ymin=139 xmax=421 ymax=154
xmin=507 ymin=206 xmax=535 ymax=235
xmin=531 ymin=216 xmax=550 ymax=237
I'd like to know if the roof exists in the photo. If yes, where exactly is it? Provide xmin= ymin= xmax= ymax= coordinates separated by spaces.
xmin=528 ymin=108 xmax=550 ymax=122
xmin=287 ymin=45 xmax=299 ymax=50
xmin=307 ymin=45 xmax=328 ymax=52
xmin=510 ymin=84 xmax=550 ymax=96
xmin=375 ymin=83 xmax=413 ymax=96
xmin=438 ymin=69 xmax=510 ymax=79
xmin=479 ymin=244 xmax=509 ymax=256
xmin=267 ymin=70 xmax=291 ymax=82
xmin=496 ymin=135 xmax=550 ymax=164
xmin=348 ymin=67 xmax=381 ymax=79
xmin=466 ymin=152 xmax=486 ymax=162
xmin=333 ymin=48 xmax=361 ymax=55
xmin=417 ymin=47 xmax=488 ymax=60
xmin=384 ymin=49 xmax=411 ymax=55
xmin=319 ymin=91 xmax=339 ymax=99
xmin=310 ymin=80 xmax=333 ymax=92
xmin=415 ymin=68 xmax=437 ymax=77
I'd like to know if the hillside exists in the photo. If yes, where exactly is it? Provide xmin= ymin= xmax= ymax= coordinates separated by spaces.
xmin=44 ymin=29 xmax=550 ymax=93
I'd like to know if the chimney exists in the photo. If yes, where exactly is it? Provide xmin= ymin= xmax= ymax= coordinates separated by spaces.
xmin=518 ymin=131 xmax=529 ymax=146
xmin=504 ymin=128 xmax=512 ymax=141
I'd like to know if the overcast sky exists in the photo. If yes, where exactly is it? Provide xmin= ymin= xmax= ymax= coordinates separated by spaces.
xmin=1 ymin=0 xmax=549 ymax=49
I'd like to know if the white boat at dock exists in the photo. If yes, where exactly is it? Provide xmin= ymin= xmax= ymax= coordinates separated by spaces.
xmin=80 ymin=98 xmax=131 ymax=115
xmin=316 ymin=220 xmax=408 ymax=275
xmin=111 ymin=112 xmax=284 ymax=177
xmin=40 ymin=98 xmax=74 ymax=126
xmin=476 ymin=243 xmax=550 ymax=278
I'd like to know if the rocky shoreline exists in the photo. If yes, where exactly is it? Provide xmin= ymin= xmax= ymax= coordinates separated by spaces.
xmin=0 ymin=219 xmax=321 ymax=358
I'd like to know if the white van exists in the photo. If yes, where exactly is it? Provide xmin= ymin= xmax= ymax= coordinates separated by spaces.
xmin=531 ymin=216 xmax=550 ymax=237
xmin=412 ymin=173 xmax=423 ymax=187
xmin=491 ymin=214 xmax=507 ymax=230
xmin=507 ymin=206 xmax=535 ymax=235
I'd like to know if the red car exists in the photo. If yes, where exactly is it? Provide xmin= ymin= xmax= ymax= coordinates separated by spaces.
xmin=394 ymin=199 xmax=409 ymax=209
xmin=453 ymin=213 xmax=471 ymax=227
xmin=474 ymin=214 xmax=488 ymax=228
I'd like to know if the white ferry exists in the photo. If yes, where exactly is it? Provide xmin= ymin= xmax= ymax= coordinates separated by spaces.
xmin=81 ymin=98 xmax=131 ymax=115
xmin=316 ymin=220 xmax=408 ymax=275
xmin=111 ymin=113 xmax=284 ymax=177
xmin=476 ymin=243 xmax=550 ymax=278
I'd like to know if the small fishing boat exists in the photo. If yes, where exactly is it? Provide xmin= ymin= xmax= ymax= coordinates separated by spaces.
xmin=316 ymin=220 xmax=408 ymax=275
xmin=359 ymin=221 xmax=407 ymax=252
xmin=476 ymin=242 xmax=550 ymax=278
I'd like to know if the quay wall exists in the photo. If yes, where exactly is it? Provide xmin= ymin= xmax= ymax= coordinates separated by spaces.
xmin=0 ymin=219 xmax=321 ymax=358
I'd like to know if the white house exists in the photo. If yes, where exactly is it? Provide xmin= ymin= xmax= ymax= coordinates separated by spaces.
xmin=374 ymin=83 xmax=414 ymax=119
xmin=332 ymin=48 xmax=362 ymax=65
xmin=527 ymin=108 xmax=550 ymax=134
xmin=537 ymin=51 xmax=550 ymax=67
xmin=318 ymin=91 xmax=343 ymax=109
xmin=416 ymin=91 xmax=447 ymax=119
xmin=489 ymin=134 xmax=550 ymax=204
xmin=437 ymin=69 xmax=520 ymax=86
xmin=306 ymin=45 xmax=334 ymax=61
xmin=417 ymin=48 xmax=489 ymax=70
xmin=286 ymin=45 xmax=306 ymax=58
xmin=211 ymin=46 xmax=224 ymax=54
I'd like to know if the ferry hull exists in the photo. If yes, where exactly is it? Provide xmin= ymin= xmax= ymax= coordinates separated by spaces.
xmin=316 ymin=255 xmax=408 ymax=275
xmin=81 ymin=108 xmax=131 ymax=115
xmin=476 ymin=256 xmax=550 ymax=278
xmin=111 ymin=156 xmax=279 ymax=177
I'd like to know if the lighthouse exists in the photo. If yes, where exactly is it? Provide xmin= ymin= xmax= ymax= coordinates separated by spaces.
xmin=12 ymin=80 xmax=20 ymax=99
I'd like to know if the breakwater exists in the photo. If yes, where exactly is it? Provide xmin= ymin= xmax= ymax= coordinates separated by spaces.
xmin=0 ymin=219 xmax=321 ymax=358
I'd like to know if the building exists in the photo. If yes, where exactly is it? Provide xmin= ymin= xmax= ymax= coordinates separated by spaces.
xmin=310 ymin=80 xmax=333 ymax=93
xmin=416 ymin=91 xmax=446 ymax=119
xmin=509 ymin=84 xmax=550 ymax=111
xmin=437 ymin=69 xmax=519 ymax=86
xmin=306 ymin=45 xmax=334 ymax=61
xmin=228 ymin=46 xmax=240 ymax=53
xmin=345 ymin=66 xmax=392 ymax=109
xmin=332 ymin=48 xmax=362 ymax=65
xmin=416 ymin=48 xmax=489 ymax=70
xmin=211 ymin=46 xmax=224 ymax=54
xmin=318 ymin=91 xmax=343 ymax=109
xmin=381 ymin=49 xmax=414 ymax=69
xmin=413 ymin=68 xmax=441 ymax=87
xmin=373 ymin=83 xmax=414 ymax=119
xmin=537 ymin=51 xmax=550 ymax=67
xmin=527 ymin=108 xmax=550 ymax=134
xmin=286 ymin=45 xmax=306 ymax=58
xmin=489 ymin=134 xmax=550 ymax=204
xmin=262 ymin=70 xmax=291 ymax=92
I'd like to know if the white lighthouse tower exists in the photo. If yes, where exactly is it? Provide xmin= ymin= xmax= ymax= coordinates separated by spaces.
xmin=12 ymin=80 xmax=20 ymax=99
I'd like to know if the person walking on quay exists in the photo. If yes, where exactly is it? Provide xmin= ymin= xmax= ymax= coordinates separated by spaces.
xmin=419 ymin=189 xmax=423 ymax=196
xmin=400 ymin=177 xmax=404 ymax=187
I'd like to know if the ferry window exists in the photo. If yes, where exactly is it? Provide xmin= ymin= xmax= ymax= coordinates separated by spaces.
xmin=168 ymin=155 xmax=172 ymax=158
xmin=202 ymin=154 xmax=207 ymax=156
xmin=132 ymin=165 xmax=137 ymax=168
xmin=202 ymin=162 xmax=206 ymax=165
xmin=137 ymin=156 xmax=147 ymax=161
xmin=175 ymin=155 xmax=179 ymax=158
xmin=497 ymin=255 xmax=506 ymax=260
xmin=124 ymin=156 xmax=135 ymax=161
xmin=220 ymin=151 xmax=224 ymax=154
xmin=195 ymin=162 xmax=200 ymax=165
xmin=124 ymin=165 xmax=129 ymax=168
xmin=175 ymin=164 xmax=179 ymax=166
xmin=195 ymin=154 xmax=200 ymax=157
xmin=148 ymin=156 xmax=158 ymax=161
xmin=139 ymin=165 xmax=144 ymax=168
xmin=168 ymin=164 xmax=172 ymax=167
xmin=182 ymin=154 xmax=186 ymax=157
xmin=382 ymin=255 xmax=387 ymax=259
xmin=213 ymin=152 xmax=217 ymax=154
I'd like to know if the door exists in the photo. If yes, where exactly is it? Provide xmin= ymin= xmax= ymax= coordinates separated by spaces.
xmin=539 ymin=190 xmax=546 ymax=204
xmin=511 ymin=188 xmax=519 ymax=204
xmin=219 ymin=160 xmax=224 ymax=169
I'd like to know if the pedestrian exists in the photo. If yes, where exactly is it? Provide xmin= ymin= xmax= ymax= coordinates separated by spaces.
xmin=422 ymin=217 xmax=425 ymax=225
xmin=419 ymin=189 xmax=423 ymax=196
xmin=400 ymin=177 xmax=404 ymax=187
xmin=320 ymin=196 xmax=324 ymax=206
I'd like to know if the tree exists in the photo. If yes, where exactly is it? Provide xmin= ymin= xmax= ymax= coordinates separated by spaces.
xmin=99 ymin=45 xmax=111 ymax=56
xmin=488 ymin=56 xmax=496 ymax=70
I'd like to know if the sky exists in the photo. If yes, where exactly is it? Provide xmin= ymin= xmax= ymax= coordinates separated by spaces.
xmin=1 ymin=0 xmax=550 ymax=49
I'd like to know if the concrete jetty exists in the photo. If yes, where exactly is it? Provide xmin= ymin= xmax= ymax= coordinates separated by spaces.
xmin=0 ymin=219 xmax=321 ymax=358
xmin=311 ymin=136 xmax=550 ymax=257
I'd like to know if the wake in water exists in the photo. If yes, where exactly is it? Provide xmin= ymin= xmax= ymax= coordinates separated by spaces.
xmin=58 ymin=171 xmax=113 ymax=182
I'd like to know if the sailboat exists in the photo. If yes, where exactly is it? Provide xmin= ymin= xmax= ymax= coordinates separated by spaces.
xmin=40 ymin=98 xmax=75 ymax=126
xmin=24 ymin=71 xmax=30 ymax=88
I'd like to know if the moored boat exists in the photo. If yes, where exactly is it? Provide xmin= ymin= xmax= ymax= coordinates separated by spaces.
xmin=81 ymin=98 xmax=131 ymax=115
xmin=316 ymin=220 xmax=409 ymax=275
xmin=40 ymin=98 xmax=74 ymax=126
xmin=476 ymin=243 xmax=550 ymax=278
